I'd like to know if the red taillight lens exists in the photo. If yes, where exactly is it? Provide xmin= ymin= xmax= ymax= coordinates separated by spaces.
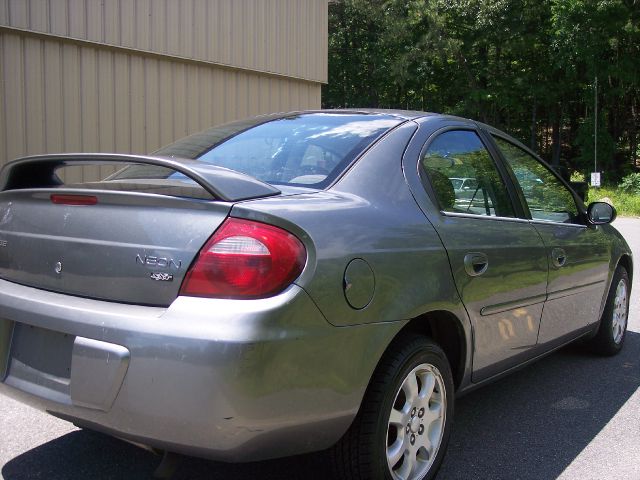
xmin=180 ymin=218 xmax=306 ymax=299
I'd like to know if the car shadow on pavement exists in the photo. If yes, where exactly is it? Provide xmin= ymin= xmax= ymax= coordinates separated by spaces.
xmin=3 ymin=332 xmax=639 ymax=480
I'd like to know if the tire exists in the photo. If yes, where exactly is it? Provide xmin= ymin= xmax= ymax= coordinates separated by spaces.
xmin=589 ymin=266 xmax=630 ymax=356
xmin=333 ymin=334 xmax=454 ymax=480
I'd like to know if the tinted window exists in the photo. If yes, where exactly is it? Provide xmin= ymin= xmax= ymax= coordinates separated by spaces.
xmin=421 ymin=130 xmax=514 ymax=217
xmin=494 ymin=137 xmax=579 ymax=224
xmin=113 ymin=113 xmax=402 ymax=188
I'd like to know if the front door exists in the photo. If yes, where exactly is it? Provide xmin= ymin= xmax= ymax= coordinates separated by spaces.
xmin=417 ymin=129 xmax=548 ymax=382
xmin=491 ymin=135 xmax=611 ymax=345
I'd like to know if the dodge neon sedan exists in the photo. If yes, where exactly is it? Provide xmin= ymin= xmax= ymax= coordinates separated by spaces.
xmin=0 ymin=111 xmax=633 ymax=480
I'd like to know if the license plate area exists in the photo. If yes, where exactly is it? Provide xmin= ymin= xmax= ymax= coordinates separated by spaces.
xmin=0 ymin=318 xmax=14 ymax=380
xmin=5 ymin=323 xmax=74 ymax=402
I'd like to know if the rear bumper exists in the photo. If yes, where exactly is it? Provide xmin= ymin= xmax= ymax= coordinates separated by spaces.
xmin=0 ymin=279 xmax=401 ymax=461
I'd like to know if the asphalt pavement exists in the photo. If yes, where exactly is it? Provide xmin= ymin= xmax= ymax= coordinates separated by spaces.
xmin=1 ymin=217 xmax=639 ymax=480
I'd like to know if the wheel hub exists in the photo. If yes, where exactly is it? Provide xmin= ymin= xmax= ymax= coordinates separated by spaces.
xmin=409 ymin=416 xmax=420 ymax=434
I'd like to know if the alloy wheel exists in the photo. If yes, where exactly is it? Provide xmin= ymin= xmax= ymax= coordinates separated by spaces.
xmin=386 ymin=363 xmax=447 ymax=480
xmin=611 ymin=279 xmax=628 ymax=344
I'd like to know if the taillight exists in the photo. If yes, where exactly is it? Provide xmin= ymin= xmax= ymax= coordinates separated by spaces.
xmin=180 ymin=218 xmax=306 ymax=299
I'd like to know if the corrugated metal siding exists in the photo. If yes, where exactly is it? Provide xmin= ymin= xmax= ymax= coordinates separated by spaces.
xmin=0 ymin=0 xmax=327 ymax=178
xmin=0 ymin=30 xmax=322 ymax=179
xmin=0 ymin=0 xmax=328 ymax=83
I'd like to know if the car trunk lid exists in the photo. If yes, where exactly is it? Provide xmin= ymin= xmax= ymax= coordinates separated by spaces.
xmin=0 ymin=154 xmax=281 ymax=306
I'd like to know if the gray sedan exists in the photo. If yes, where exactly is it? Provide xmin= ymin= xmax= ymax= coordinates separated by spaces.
xmin=0 ymin=110 xmax=632 ymax=480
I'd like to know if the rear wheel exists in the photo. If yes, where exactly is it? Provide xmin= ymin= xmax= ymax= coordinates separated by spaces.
xmin=589 ymin=266 xmax=630 ymax=356
xmin=333 ymin=335 xmax=454 ymax=480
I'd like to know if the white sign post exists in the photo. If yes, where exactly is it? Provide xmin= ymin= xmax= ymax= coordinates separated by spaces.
xmin=590 ymin=172 xmax=601 ymax=187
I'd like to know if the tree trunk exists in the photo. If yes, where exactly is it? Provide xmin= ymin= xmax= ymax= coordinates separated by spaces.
xmin=530 ymin=99 xmax=537 ymax=152
xmin=632 ymin=100 xmax=638 ymax=168
xmin=551 ymin=105 xmax=562 ymax=168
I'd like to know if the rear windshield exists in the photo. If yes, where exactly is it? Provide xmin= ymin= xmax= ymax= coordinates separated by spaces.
xmin=111 ymin=113 xmax=403 ymax=188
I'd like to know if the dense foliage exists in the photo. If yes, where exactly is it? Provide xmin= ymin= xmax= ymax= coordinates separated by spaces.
xmin=620 ymin=172 xmax=640 ymax=193
xmin=322 ymin=0 xmax=640 ymax=178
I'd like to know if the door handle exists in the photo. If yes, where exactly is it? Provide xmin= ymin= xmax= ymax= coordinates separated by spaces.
xmin=551 ymin=248 xmax=567 ymax=268
xmin=464 ymin=252 xmax=489 ymax=277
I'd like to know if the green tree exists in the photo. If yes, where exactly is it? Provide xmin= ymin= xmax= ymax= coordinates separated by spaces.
xmin=323 ymin=0 xmax=640 ymax=176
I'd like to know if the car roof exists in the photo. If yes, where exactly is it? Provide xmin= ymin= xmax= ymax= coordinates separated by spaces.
xmin=269 ymin=108 xmax=474 ymax=123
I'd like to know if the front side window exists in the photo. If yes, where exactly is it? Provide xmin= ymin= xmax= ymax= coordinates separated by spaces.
xmin=421 ymin=130 xmax=514 ymax=217
xmin=493 ymin=137 xmax=579 ymax=224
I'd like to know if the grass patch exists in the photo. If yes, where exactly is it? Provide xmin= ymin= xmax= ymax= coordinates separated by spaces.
xmin=587 ymin=186 xmax=640 ymax=217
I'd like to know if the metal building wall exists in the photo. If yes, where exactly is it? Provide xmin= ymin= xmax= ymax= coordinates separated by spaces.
xmin=0 ymin=0 xmax=327 ymax=177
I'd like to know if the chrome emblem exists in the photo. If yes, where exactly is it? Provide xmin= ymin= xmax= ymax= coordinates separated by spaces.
xmin=0 ymin=239 xmax=7 ymax=247
xmin=136 ymin=254 xmax=182 ymax=269
xmin=54 ymin=262 xmax=63 ymax=274
xmin=150 ymin=272 xmax=173 ymax=282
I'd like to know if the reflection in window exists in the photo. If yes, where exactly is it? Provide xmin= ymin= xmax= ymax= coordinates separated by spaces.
xmin=493 ymin=137 xmax=579 ymax=224
xmin=421 ymin=131 xmax=514 ymax=217
xmin=195 ymin=114 xmax=401 ymax=186
xmin=112 ymin=114 xmax=402 ymax=188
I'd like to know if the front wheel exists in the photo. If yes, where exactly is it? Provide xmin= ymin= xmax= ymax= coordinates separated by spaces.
xmin=589 ymin=265 xmax=630 ymax=356
xmin=333 ymin=335 xmax=454 ymax=480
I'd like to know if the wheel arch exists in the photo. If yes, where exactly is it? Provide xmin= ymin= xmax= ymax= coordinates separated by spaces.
xmin=617 ymin=253 xmax=633 ymax=287
xmin=378 ymin=310 xmax=469 ymax=391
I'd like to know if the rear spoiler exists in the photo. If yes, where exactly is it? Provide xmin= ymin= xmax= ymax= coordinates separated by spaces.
xmin=0 ymin=153 xmax=280 ymax=202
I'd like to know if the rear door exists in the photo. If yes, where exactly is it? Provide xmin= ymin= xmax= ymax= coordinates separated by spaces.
xmin=409 ymin=126 xmax=548 ymax=382
xmin=489 ymin=135 xmax=611 ymax=344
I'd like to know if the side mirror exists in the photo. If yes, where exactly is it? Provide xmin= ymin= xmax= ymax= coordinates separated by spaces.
xmin=587 ymin=202 xmax=616 ymax=225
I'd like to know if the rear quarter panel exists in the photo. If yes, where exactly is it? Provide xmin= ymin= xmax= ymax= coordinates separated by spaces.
xmin=232 ymin=121 xmax=467 ymax=329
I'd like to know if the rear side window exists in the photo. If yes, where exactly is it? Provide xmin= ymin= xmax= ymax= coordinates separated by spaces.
xmin=421 ymin=130 xmax=515 ymax=217
xmin=113 ymin=113 xmax=402 ymax=188
xmin=493 ymin=137 xmax=579 ymax=224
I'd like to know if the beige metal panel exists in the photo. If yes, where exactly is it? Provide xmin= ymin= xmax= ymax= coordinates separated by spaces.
xmin=166 ymin=0 xmax=180 ymax=57
xmin=158 ymin=59 xmax=172 ymax=148
xmin=129 ymin=54 xmax=146 ymax=154
xmin=174 ymin=62 xmax=189 ymax=140
xmin=0 ymin=30 xmax=6 ymax=162
xmin=212 ymin=66 xmax=226 ymax=127
xmin=113 ymin=52 xmax=131 ymax=153
xmin=0 ymin=0 xmax=329 ymax=83
xmin=0 ymin=30 xmax=322 ymax=178
xmin=86 ymin=0 xmax=103 ymax=43
xmin=60 ymin=42 xmax=83 ymax=184
xmin=103 ymin=1 xmax=118 ymax=45
xmin=186 ymin=63 xmax=200 ymax=136
xmin=120 ymin=0 xmax=135 ymax=48
xmin=193 ymin=0 xmax=206 ymax=61
xmin=80 ymin=46 xmax=101 ymax=180
xmin=67 ymin=0 xmax=86 ymax=39
xmin=28 ymin=0 xmax=48 ymax=32
xmin=23 ymin=36 xmax=45 ymax=155
xmin=135 ymin=0 xmax=151 ymax=51
xmin=7 ymin=0 xmax=27 ymax=29
xmin=145 ymin=57 xmax=161 ymax=152
xmin=217 ymin=0 xmax=232 ymax=65
xmin=49 ymin=0 xmax=69 ymax=37
xmin=180 ymin=0 xmax=194 ymax=62
xmin=97 ymin=48 xmax=117 ymax=179
xmin=3 ymin=33 xmax=26 ymax=161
